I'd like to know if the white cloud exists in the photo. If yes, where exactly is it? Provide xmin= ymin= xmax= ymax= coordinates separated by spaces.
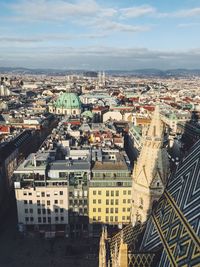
xmin=158 ymin=7 xmax=200 ymax=18
xmin=121 ymin=5 xmax=156 ymax=18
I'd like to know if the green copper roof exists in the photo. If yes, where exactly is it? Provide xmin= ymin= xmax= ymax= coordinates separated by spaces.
xmin=54 ymin=92 xmax=81 ymax=109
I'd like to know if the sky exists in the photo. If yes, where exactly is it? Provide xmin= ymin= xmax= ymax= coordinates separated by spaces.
xmin=0 ymin=0 xmax=200 ymax=70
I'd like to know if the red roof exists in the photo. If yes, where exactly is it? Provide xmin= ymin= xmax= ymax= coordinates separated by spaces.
xmin=0 ymin=125 xmax=10 ymax=134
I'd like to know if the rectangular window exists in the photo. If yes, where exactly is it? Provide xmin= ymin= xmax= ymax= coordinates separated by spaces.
xmin=123 ymin=190 xmax=127 ymax=195
xmin=29 ymin=200 xmax=32 ymax=204
xmin=106 ymin=216 xmax=109 ymax=222
xmin=36 ymin=192 xmax=40 ymax=197
xmin=93 ymin=199 xmax=96 ymax=204
xmin=115 ymin=191 xmax=119 ymax=197
xmin=123 ymin=199 xmax=126 ymax=204
xmin=115 ymin=199 xmax=119 ymax=205
xmin=29 ymin=208 xmax=33 ymax=213
xmin=55 ymin=217 xmax=59 ymax=222
xmin=106 ymin=208 xmax=109 ymax=213
xmin=106 ymin=191 xmax=109 ymax=197
xmin=37 ymin=200 xmax=40 ymax=206
xmin=110 ymin=199 xmax=114 ymax=205
xmin=41 ymin=192 xmax=45 ymax=197
xmin=25 ymin=217 xmax=29 ymax=222
xmin=127 ymin=199 xmax=131 ymax=204
xmin=55 ymin=208 xmax=58 ymax=213
xmin=54 ymin=192 xmax=58 ymax=196
xmin=111 ymin=191 xmax=114 ymax=197
xmin=46 ymin=192 xmax=50 ymax=197
xmin=93 ymin=208 xmax=96 ymax=212
xmin=60 ymin=191 xmax=63 ymax=195
xmin=42 ymin=209 xmax=46 ymax=214
xmin=47 ymin=209 xmax=51 ymax=214
xmin=37 ymin=209 xmax=41 ymax=214
xmin=98 ymin=199 xmax=101 ymax=204
xmin=30 ymin=217 xmax=34 ymax=222
xmin=98 ymin=216 xmax=101 ymax=221
xmin=123 ymin=208 xmax=126 ymax=212
xmin=48 ymin=217 xmax=51 ymax=223
xmin=115 ymin=208 xmax=118 ymax=213
xmin=98 ymin=191 xmax=101 ymax=195
xmin=98 ymin=208 xmax=101 ymax=212
xmin=38 ymin=217 xmax=41 ymax=223
xmin=110 ymin=216 xmax=113 ymax=222
xmin=25 ymin=209 xmax=28 ymax=213
xmin=110 ymin=208 xmax=113 ymax=213
xmin=60 ymin=217 xmax=64 ymax=221
xmin=54 ymin=200 xmax=58 ymax=204
xmin=128 ymin=190 xmax=131 ymax=195
xmin=60 ymin=208 xmax=64 ymax=213
xmin=24 ymin=200 xmax=27 ymax=205
xmin=43 ymin=217 xmax=46 ymax=223
xmin=115 ymin=216 xmax=118 ymax=222
xmin=47 ymin=200 xmax=50 ymax=206
xmin=93 ymin=216 xmax=96 ymax=221
xmin=93 ymin=190 xmax=96 ymax=195
xmin=28 ymin=192 xmax=32 ymax=196
xmin=23 ymin=192 xmax=27 ymax=196
xmin=106 ymin=199 xmax=109 ymax=205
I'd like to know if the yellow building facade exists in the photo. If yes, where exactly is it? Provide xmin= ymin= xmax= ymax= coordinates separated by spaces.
xmin=89 ymin=187 xmax=132 ymax=225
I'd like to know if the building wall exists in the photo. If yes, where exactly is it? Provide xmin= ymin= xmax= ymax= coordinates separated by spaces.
xmin=89 ymin=187 xmax=132 ymax=225
xmin=15 ymin=186 xmax=68 ymax=226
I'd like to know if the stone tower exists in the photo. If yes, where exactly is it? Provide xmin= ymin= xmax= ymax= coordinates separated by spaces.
xmin=131 ymin=105 xmax=169 ymax=224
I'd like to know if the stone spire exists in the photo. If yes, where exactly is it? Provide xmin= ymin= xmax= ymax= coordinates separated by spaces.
xmin=99 ymin=227 xmax=107 ymax=267
xmin=132 ymin=105 xmax=169 ymax=224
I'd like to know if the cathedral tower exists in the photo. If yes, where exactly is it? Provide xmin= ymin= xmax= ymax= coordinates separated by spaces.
xmin=131 ymin=105 xmax=169 ymax=224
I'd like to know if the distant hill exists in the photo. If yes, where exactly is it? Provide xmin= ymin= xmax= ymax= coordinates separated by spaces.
xmin=0 ymin=67 xmax=200 ymax=77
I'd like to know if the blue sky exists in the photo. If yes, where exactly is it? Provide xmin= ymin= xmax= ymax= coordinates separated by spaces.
xmin=0 ymin=0 xmax=200 ymax=70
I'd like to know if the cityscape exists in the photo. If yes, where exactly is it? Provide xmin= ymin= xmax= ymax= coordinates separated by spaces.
xmin=0 ymin=1 xmax=200 ymax=267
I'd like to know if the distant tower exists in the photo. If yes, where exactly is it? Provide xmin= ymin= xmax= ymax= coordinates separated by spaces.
xmin=102 ymin=71 xmax=106 ymax=86
xmin=131 ymin=105 xmax=169 ymax=225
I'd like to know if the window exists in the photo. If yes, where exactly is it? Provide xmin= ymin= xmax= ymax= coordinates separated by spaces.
xmin=111 ymin=191 xmax=114 ymax=197
xmin=30 ymin=217 xmax=34 ymax=222
xmin=93 ymin=190 xmax=96 ymax=195
xmin=60 ymin=208 xmax=64 ymax=213
xmin=106 ymin=208 xmax=109 ymax=213
xmin=123 ymin=208 xmax=126 ymax=212
xmin=123 ymin=199 xmax=126 ymax=204
xmin=122 ymin=216 xmax=125 ymax=220
xmin=110 ymin=216 xmax=113 ymax=222
xmin=115 ymin=191 xmax=119 ymax=197
xmin=106 ymin=216 xmax=109 ymax=222
xmin=115 ymin=208 xmax=118 ymax=213
xmin=98 ymin=199 xmax=101 ymax=204
xmin=60 ymin=217 xmax=64 ymax=222
xmin=41 ymin=192 xmax=45 ymax=197
xmin=23 ymin=192 xmax=27 ymax=196
xmin=93 ymin=199 xmax=96 ymax=204
xmin=37 ymin=209 xmax=41 ymax=214
xmin=54 ymin=191 xmax=58 ymax=196
xmin=43 ymin=217 xmax=46 ymax=223
xmin=47 ymin=209 xmax=51 ymax=214
xmin=84 ymin=199 xmax=87 ymax=205
xmin=106 ymin=199 xmax=109 ymax=205
xmin=42 ymin=209 xmax=46 ymax=214
xmin=106 ymin=191 xmax=109 ymax=197
xmin=25 ymin=209 xmax=28 ymax=213
xmin=54 ymin=200 xmax=58 ymax=204
xmin=28 ymin=192 xmax=32 ymax=196
xmin=93 ymin=208 xmax=96 ymax=212
xmin=127 ymin=216 xmax=130 ymax=220
xmin=127 ymin=208 xmax=130 ymax=212
xmin=46 ymin=192 xmax=50 ymax=197
xmin=29 ymin=208 xmax=33 ymax=213
xmin=24 ymin=200 xmax=27 ymax=205
xmin=93 ymin=216 xmax=96 ymax=221
xmin=115 ymin=199 xmax=119 ymax=205
xmin=110 ymin=208 xmax=113 ymax=213
xmin=128 ymin=190 xmax=131 ymax=195
xmin=25 ymin=217 xmax=29 ymax=222
xmin=84 ymin=208 xmax=87 ymax=214
xmin=98 ymin=191 xmax=101 ymax=195
xmin=36 ymin=192 xmax=40 ymax=197
xmin=55 ymin=217 xmax=59 ymax=222
xmin=115 ymin=216 xmax=118 ymax=222
xmin=98 ymin=208 xmax=101 ymax=212
xmin=48 ymin=217 xmax=51 ymax=223
xmin=37 ymin=200 xmax=40 ymax=206
xmin=111 ymin=199 xmax=114 ymax=205
xmin=127 ymin=199 xmax=131 ymax=204
xmin=123 ymin=190 xmax=127 ymax=195
xmin=47 ymin=200 xmax=50 ymax=206
xmin=98 ymin=216 xmax=101 ymax=221
xmin=60 ymin=191 xmax=63 ymax=195
xmin=29 ymin=200 xmax=32 ymax=204
xmin=55 ymin=208 xmax=58 ymax=213
xmin=38 ymin=217 xmax=41 ymax=223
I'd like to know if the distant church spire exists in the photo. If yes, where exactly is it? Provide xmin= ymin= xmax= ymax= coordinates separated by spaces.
xmin=132 ymin=105 xmax=169 ymax=225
